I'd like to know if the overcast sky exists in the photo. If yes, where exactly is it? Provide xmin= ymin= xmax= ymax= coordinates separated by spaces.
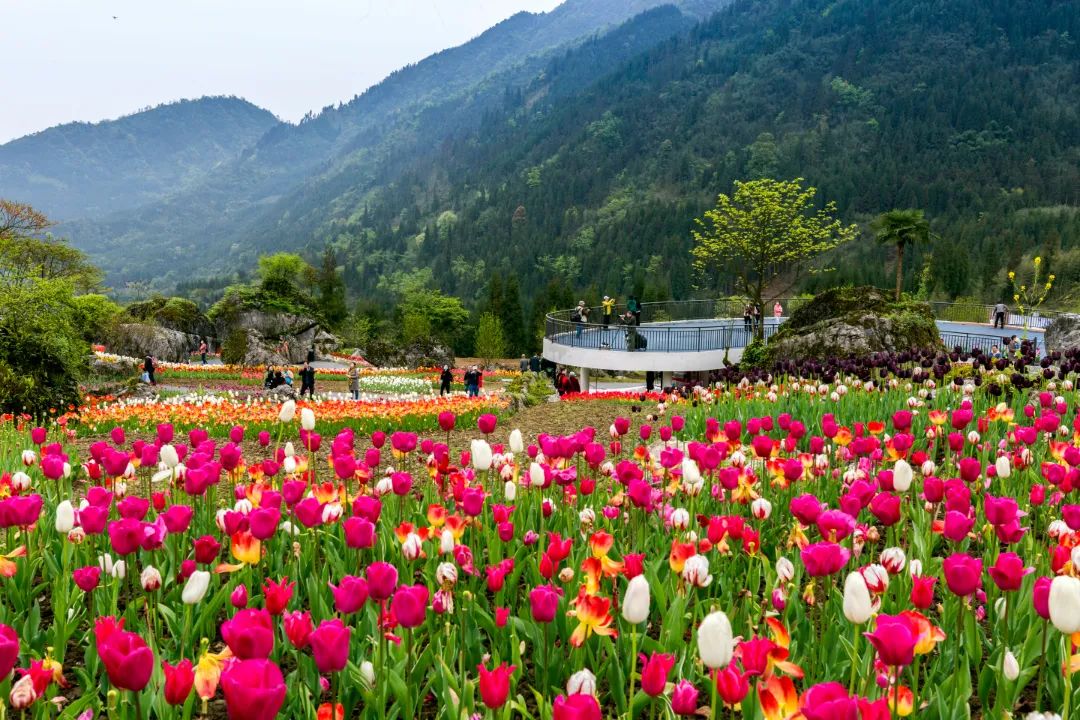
xmin=0 ymin=0 xmax=563 ymax=143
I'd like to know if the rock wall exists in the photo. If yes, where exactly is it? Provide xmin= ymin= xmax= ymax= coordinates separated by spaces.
xmin=106 ymin=323 xmax=203 ymax=363
xmin=1046 ymin=314 xmax=1080 ymax=352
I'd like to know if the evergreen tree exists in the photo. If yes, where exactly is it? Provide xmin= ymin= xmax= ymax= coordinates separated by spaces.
xmin=500 ymin=275 xmax=526 ymax=357
xmin=316 ymin=247 xmax=349 ymax=328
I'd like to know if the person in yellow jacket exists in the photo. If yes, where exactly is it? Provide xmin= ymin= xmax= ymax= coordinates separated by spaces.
xmin=601 ymin=295 xmax=616 ymax=328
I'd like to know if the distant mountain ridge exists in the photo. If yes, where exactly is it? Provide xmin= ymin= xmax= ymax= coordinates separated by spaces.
xmin=0 ymin=97 xmax=277 ymax=219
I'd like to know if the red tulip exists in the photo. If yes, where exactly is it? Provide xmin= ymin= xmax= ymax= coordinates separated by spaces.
xmin=942 ymin=554 xmax=982 ymax=597
xmin=231 ymin=585 xmax=249 ymax=609
xmin=529 ymin=585 xmax=562 ymax=623
xmin=329 ymin=575 xmax=369 ymax=614
xmin=0 ymin=624 xmax=18 ymax=680
xmin=715 ymin=664 xmax=750 ymax=706
xmin=162 ymin=659 xmax=194 ymax=705
xmin=671 ymin=679 xmax=700 ymax=716
xmin=640 ymin=653 xmax=675 ymax=696
xmin=220 ymin=659 xmax=287 ymax=720
xmin=262 ymin=577 xmax=294 ymax=616
xmin=477 ymin=662 xmax=515 ymax=709
xmin=194 ymin=535 xmax=222 ymax=564
xmin=800 ymin=542 xmax=851 ymax=577
xmin=553 ymin=693 xmax=602 ymax=720
xmin=283 ymin=610 xmax=313 ymax=649
xmin=73 ymin=566 xmax=101 ymax=592
xmin=910 ymin=576 xmax=937 ymax=609
xmin=864 ymin=614 xmax=917 ymax=667
xmin=309 ymin=619 xmax=351 ymax=674
xmin=95 ymin=620 xmax=153 ymax=691
xmin=438 ymin=411 xmax=456 ymax=432
xmin=390 ymin=584 xmax=429 ymax=628
xmin=868 ymin=493 xmax=901 ymax=526
xmin=988 ymin=552 xmax=1033 ymax=592
xmin=478 ymin=414 xmax=497 ymax=434
xmin=222 ymin=609 xmax=275 ymax=659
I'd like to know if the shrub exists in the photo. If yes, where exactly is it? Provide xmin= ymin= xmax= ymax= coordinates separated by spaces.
xmin=221 ymin=328 xmax=250 ymax=365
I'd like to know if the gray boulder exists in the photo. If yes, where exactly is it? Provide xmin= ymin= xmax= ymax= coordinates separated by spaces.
xmin=1046 ymin=314 xmax=1080 ymax=352
xmin=106 ymin=323 xmax=202 ymax=363
xmin=223 ymin=310 xmax=341 ymax=365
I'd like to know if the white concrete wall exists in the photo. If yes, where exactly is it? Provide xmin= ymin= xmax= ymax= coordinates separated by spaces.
xmin=543 ymin=338 xmax=733 ymax=372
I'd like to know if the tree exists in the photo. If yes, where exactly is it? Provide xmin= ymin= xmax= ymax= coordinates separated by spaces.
xmin=257 ymin=253 xmax=314 ymax=298
xmin=316 ymin=247 xmax=349 ymax=328
xmin=691 ymin=178 xmax=857 ymax=339
xmin=871 ymin=209 xmax=936 ymax=301
xmin=500 ymin=276 xmax=526 ymax=356
xmin=474 ymin=313 xmax=506 ymax=364
xmin=0 ymin=200 xmax=101 ymax=292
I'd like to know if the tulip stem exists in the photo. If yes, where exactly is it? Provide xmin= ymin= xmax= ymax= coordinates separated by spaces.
xmin=848 ymin=622 xmax=860 ymax=695
xmin=1064 ymin=634 xmax=1073 ymax=720
xmin=709 ymin=669 xmax=718 ymax=720
xmin=627 ymin=624 xmax=638 ymax=719
xmin=1037 ymin=620 xmax=1048 ymax=712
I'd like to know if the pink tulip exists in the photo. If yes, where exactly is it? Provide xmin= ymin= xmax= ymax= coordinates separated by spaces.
xmin=309 ymin=619 xmax=351 ymax=674
xmin=220 ymin=659 xmax=287 ymax=720
xmin=73 ymin=566 xmax=101 ymax=592
xmin=639 ymin=653 xmax=675 ymax=696
xmin=391 ymin=584 xmax=429 ymax=628
xmin=671 ymin=679 xmax=700 ymax=716
xmin=864 ymin=615 xmax=917 ymax=667
xmin=988 ymin=552 xmax=1033 ymax=592
xmin=942 ymin=553 xmax=982 ymax=596
xmin=529 ymin=585 xmax=562 ymax=623
xmin=366 ymin=562 xmax=398 ymax=601
xmin=478 ymin=414 xmax=497 ymax=434
xmin=329 ymin=575 xmax=369 ymax=614
xmin=800 ymin=542 xmax=850 ymax=577
xmin=221 ymin=609 xmax=274 ymax=659
xmin=477 ymin=662 xmax=515 ymax=709
xmin=343 ymin=517 xmax=376 ymax=549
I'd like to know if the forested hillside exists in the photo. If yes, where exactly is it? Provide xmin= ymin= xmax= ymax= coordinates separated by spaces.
xmin=0 ymin=97 xmax=277 ymax=219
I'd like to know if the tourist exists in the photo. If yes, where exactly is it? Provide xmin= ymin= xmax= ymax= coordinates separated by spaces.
xmin=743 ymin=303 xmax=752 ymax=334
xmin=519 ymin=355 xmax=529 ymax=372
xmin=272 ymin=370 xmax=285 ymax=388
xmin=198 ymin=339 xmax=208 ymax=365
xmin=572 ymin=301 xmax=589 ymax=339
xmin=1010 ymin=335 xmax=1021 ymax=353
xmin=284 ymin=368 xmax=294 ymax=387
xmin=347 ymin=363 xmax=360 ymax=400
xmin=464 ymin=365 xmax=481 ymax=397
xmin=627 ymin=295 xmax=642 ymax=326
xmin=299 ymin=362 xmax=316 ymax=398
xmin=307 ymin=344 xmax=316 ymax=364
xmin=993 ymin=301 xmax=1008 ymax=328
xmin=143 ymin=354 xmax=157 ymax=386
xmin=555 ymin=368 xmax=569 ymax=396
xmin=264 ymin=366 xmax=276 ymax=390
xmin=439 ymin=365 xmax=454 ymax=395
xmin=601 ymin=295 xmax=616 ymax=328
xmin=990 ymin=345 xmax=1002 ymax=359
xmin=622 ymin=311 xmax=639 ymax=352
xmin=529 ymin=353 xmax=541 ymax=373
xmin=645 ymin=370 xmax=655 ymax=392
xmin=751 ymin=304 xmax=761 ymax=332
xmin=773 ymin=301 xmax=783 ymax=319
xmin=566 ymin=371 xmax=581 ymax=394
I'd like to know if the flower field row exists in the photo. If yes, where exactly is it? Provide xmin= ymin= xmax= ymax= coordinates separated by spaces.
xmin=2 ymin=364 xmax=1080 ymax=718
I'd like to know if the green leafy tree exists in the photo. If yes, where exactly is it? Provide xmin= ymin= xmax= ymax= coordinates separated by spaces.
xmin=71 ymin=294 xmax=122 ymax=342
xmin=257 ymin=252 xmax=315 ymax=299
xmin=316 ymin=247 xmax=349 ymax=328
xmin=0 ymin=200 xmax=102 ymax=291
xmin=474 ymin=313 xmax=506 ymax=363
xmin=872 ymin=209 xmax=937 ymax=301
xmin=691 ymin=178 xmax=857 ymax=339
xmin=500 ymin=275 xmax=526 ymax=356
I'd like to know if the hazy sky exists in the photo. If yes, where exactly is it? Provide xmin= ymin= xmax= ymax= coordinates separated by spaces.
xmin=0 ymin=0 xmax=564 ymax=143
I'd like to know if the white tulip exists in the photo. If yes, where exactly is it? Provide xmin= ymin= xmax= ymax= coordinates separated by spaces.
xmin=892 ymin=459 xmax=913 ymax=492
xmin=111 ymin=560 xmax=127 ymax=580
xmin=567 ymin=668 xmax=597 ymax=696
xmin=160 ymin=444 xmax=179 ymax=468
xmin=622 ymin=575 xmax=651 ymax=624
xmin=681 ymin=457 xmax=702 ymax=487
xmin=10 ymin=472 xmax=30 ymax=492
xmin=751 ymin=498 xmax=772 ymax=520
xmin=284 ymin=442 xmax=296 ymax=458
xmin=278 ymin=400 xmax=296 ymax=423
xmin=20 ymin=450 xmax=36 ymax=467
xmin=436 ymin=562 xmax=458 ymax=586
xmin=682 ymin=555 xmax=713 ymax=588
xmin=1003 ymin=649 xmax=1020 ymax=681
xmin=374 ymin=477 xmax=393 ymax=497
xmin=321 ymin=502 xmax=343 ymax=524
xmin=995 ymin=456 xmax=1011 ymax=479
xmin=879 ymin=547 xmax=906 ymax=574
xmin=359 ymin=661 xmax=376 ymax=690
xmin=842 ymin=572 xmax=873 ymax=624
xmin=995 ymin=597 xmax=1008 ymax=620
xmin=182 ymin=570 xmax=211 ymax=604
xmin=509 ymin=429 xmax=524 ymax=454
xmin=670 ymin=508 xmax=690 ymax=530
xmin=300 ymin=408 xmax=316 ymax=431
xmin=697 ymin=611 xmax=734 ymax=669
xmin=140 ymin=565 xmax=162 ymax=591
xmin=283 ymin=457 xmax=297 ymax=475
xmin=909 ymin=559 xmax=923 ymax=577
xmin=439 ymin=528 xmax=455 ymax=554
xmin=55 ymin=500 xmax=75 ymax=534
xmin=529 ymin=462 xmax=546 ymax=487
xmin=1049 ymin=576 xmax=1080 ymax=634
xmin=63 ymin=462 xmax=72 ymax=478
xmin=471 ymin=440 xmax=493 ymax=472
xmin=776 ymin=557 xmax=795 ymax=583
xmin=504 ymin=481 xmax=517 ymax=502
xmin=579 ymin=508 xmax=596 ymax=526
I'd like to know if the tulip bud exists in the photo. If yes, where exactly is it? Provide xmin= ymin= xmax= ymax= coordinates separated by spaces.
xmin=995 ymin=456 xmax=1011 ymax=479
xmin=909 ymin=559 xmax=923 ymax=577
xmin=697 ymin=611 xmax=734 ymax=669
xmin=567 ymin=669 xmax=597 ymax=696
xmin=892 ymin=459 xmax=913 ymax=492
xmin=879 ymin=547 xmax=906 ymax=574
xmin=509 ymin=429 xmax=524 ymax=454
xmin=10 ymin=472 xmax=30 ymax=492
xmin=402 ymin=533 xmax=423 ymax=561
xmin=160 ymin=445 xmax=179 ymax=469
xmin=776 ymin=557 xmax=795 ymax=583
xmin=842 ymin=572 xmax=873 ymax=624
xmin=359 ymin=661 xmax=376 ymax=690
xmin=471 ymin=440 xmax=493 ymax=472
xmin=141 ymin=565 xmax=162 ymax=591
xmin=622 ymin=575 xmax=650 ymax=624
xmin=558 ymin=567 xmax=574 ymax=584
xmin=995 ymin=597 xmax=1008 ymax=620
xmin=439 ymin=529 xmax=455 ymax=555
xmin=68 ymin=527 xmax=86 ymax=544
xmin=670 ymin=508 xmax=690 ymax=530
xmin=920 ymin=460 xmax=936 ymax=476
xmin=20 ymin=450 xmax=36 ymax=467
xmin=504 ymin=481 xmax=517 ymax=502
xmin=283 ymin=457 xmax=297 ymax=475
xmin=579 ymin=508 xmax=596 ymax=526
xmin=300 ymin=408 xmax=316 ymax=431
xmin=182 ymin=570 xmax=211 ymax=605
xmin=1003 ymin=649 xmax=1020 ymax=681
xmin=55 ymin=500 xmax=75 ymax=534
xmin=1049 ymin=576 xmax=1080 ymax=634
xmin=278 ymin=400 xmax=297 ymax=423
xmin=9 ymin=675 xmax=36 ymax=709
xmin=529 ymin=463 xmax=545 ymax=487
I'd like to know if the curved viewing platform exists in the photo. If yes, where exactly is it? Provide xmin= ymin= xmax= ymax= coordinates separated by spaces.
xmin=543 ymin=299 xmax=1050 ymax=374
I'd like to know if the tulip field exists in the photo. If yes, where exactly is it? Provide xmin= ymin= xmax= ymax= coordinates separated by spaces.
xmin=6 ymin=350 xmax=1080 ymax=718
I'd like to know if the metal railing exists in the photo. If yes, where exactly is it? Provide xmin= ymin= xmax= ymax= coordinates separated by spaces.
xmin=545 ymin=298 xmax=1053 ymax=355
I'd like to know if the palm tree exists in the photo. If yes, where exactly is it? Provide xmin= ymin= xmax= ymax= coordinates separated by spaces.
xmin=872 ymin=209 xmax=936 ymax=301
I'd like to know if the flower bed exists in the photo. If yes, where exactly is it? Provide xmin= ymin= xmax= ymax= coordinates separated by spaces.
xmin=0 ymin=369 xmax=1078 ymax=718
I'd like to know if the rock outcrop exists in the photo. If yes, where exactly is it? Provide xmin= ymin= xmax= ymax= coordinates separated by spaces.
xmin=106 ymin=323 xmax=203 ymax=363
xmin=1045 ymin=314 xmax=1080 ymax=352
xmin=362 ymin=337 xmax=454 ymax=368
xmin=765 ymin=287 xmax=940 ymax=362
xmin=217 ymin=310 xmax=341 ymax=366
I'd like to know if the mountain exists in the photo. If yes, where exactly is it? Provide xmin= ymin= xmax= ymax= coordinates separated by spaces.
xmin=59 ymin=0 xmax=723 ymax=286
xmin=0 ymin=97 xmax=277 ymax=219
